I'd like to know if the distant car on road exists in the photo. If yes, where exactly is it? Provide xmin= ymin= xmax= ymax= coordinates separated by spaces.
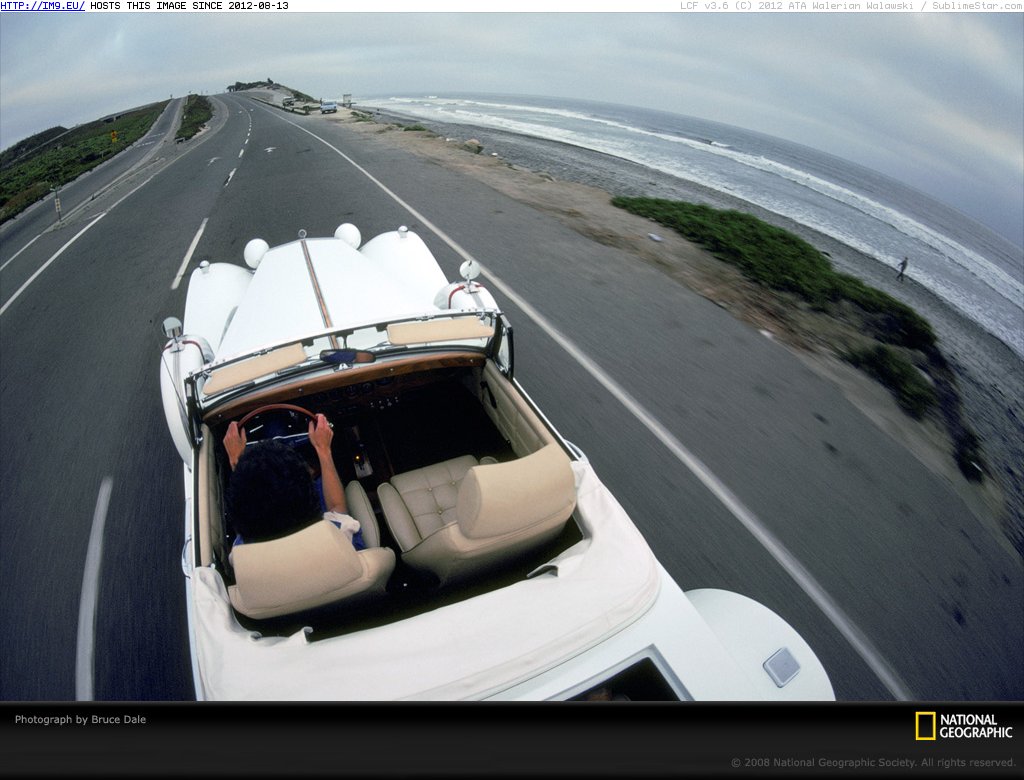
xmin=320 ymin=102 xmax=337 ymax=114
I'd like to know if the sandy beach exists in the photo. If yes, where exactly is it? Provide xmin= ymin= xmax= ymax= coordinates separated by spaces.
xmin=315 ymin=106 xmax=1022 ymax=559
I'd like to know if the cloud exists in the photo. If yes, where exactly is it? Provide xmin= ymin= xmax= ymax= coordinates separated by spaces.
xmin=1 ymin=12 xmax=1020 ymax=242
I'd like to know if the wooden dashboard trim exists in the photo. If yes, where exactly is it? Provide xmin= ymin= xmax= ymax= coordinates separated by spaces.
xmin=201 ymin=352 xmax=486 ymax=425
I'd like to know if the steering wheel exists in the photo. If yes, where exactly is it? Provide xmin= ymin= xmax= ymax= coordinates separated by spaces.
xmin=237 ymin=403 xmax=317 ymax=442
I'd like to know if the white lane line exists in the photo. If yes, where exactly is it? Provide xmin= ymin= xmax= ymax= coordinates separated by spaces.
xmin=76 ymin=476 xmax=113 ymax=701
xmin=1 ymin=170 xmax=160 ymax=316
xmin=280 ymin=113 xmax=914 ymax=701
xmin=225 ymin=168 xmax=236 ymax=187
xmin=0 ymin=233 xmax=42 ymax=273
xmin=172 ymin=217 xmax=209 ymax=290
xmin=0 ymin=213 xmax=107 ymax=317
xmin=238 ymin=148 xmax=244 ymax=158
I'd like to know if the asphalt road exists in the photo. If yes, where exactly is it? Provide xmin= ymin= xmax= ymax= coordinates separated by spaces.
xmin=1 ymin=95 xmax=1020 ymax=702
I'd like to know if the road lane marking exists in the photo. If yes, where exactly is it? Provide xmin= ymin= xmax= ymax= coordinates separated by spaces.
xmin=458 ymin=257 xmax=913 ymax=701
xmin=278 ymin=112 xmax=914 ymax=700
xmin=76 ymin=476 xmax=113 ymax=701
xmin=0 ymin=170 xmax=160 ymax=316
xmin=0 ymin=213 xmax=107 ymax=317
xmin=172 ymin=218 xmax=209 ymax=290
xmin=0 ymin=233 xmax=42 ymax=273
xmin=224 ymin=168 xmax=236 ymax=187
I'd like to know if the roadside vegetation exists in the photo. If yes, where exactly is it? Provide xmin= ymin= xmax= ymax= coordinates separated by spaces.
xmin=176 ymin=94 xmax=213 ymax=142
xmin=227 ymin=79 xmax=316 ymax=106
xmin=843 ymin=344 xmax=936 ymax=419
xmin=612 ymin=196 xmax=985 ymax=481
xmin=227 ymin=79 xmax=276 ymax=93
xmin=0 ymin=101 xmax=167 ymax=225
xmin=228 ymin=78 xmax=315 ymax=112
xmin=612 ymin=198 xmax=934 ymax=350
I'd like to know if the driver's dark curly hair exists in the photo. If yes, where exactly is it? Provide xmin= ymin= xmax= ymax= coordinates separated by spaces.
xmin=226 ymin=440 xmax=321 ymax=543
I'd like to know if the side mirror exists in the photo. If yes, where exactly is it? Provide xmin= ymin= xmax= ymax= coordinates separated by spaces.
xmin=162 ymin=316 xmax=183 ymax=339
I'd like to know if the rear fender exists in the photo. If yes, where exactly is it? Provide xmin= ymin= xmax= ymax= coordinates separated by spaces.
xmin=686 ymin=588 xmax=835 ymax=701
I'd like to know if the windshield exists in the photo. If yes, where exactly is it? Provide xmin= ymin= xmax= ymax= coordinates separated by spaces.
xmin=194 ymin=310 xmax=501 ymax=404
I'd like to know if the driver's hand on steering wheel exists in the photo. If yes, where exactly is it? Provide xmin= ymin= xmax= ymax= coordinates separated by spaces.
xmin=224 ymin=421 xmax=247 ymax=471
xmin=308 ymin=413 xmax=333 ymax=457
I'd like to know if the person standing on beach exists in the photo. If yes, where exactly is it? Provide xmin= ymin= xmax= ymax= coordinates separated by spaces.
xmin=897 ymin=256 xmax=909 ymax=282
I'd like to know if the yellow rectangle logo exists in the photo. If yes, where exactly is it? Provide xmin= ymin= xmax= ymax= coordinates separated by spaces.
xmin=916 ymin=711 xmax=937 ymax=741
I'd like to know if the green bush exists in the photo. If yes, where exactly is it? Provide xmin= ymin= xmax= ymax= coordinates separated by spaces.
xmin=843 ymin=345 xmax=937 ymax=418
xmin=0 ymin=103 xmax=166 ymax=223
xmin=832 ymin=273 xmax=935 ymax=350
xmin=176 ymin=95 xmax=213 ymax=141
xmin=954 ymin=429 xmax=985 ymax=482
xmin=612 ymin=197 xmax=936 ymax=350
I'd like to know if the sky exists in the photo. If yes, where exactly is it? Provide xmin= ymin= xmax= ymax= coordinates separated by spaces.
xmin=1 ymin=11 xmax=1022 ymax=245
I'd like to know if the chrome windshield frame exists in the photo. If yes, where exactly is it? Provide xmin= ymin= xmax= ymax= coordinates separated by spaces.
xmin=185 ymin=309 xmax=504 ymax=413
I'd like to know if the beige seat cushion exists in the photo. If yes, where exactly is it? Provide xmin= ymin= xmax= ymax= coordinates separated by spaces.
xmin=457 ymin=445 xmax=576 ymax=540
xmin=378 ymin=455 xmax=479 ymax=552
xmin=345 ymin=480 xmax=380 ymax=548
xmin=228 ymin=519 xmax=395 ymax=620
xmin=379 ymin=445 xmax=576 ymax=585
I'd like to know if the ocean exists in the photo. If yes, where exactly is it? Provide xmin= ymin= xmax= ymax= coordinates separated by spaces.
xmin=364 ymin=93 xmax=1023 ymax=361
xmin=362 ymin=93 xmax=1023 ymax=538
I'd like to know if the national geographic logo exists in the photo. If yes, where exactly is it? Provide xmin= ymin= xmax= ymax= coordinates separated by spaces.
xmin=916 ymin=711 xmax=1014 ymax=741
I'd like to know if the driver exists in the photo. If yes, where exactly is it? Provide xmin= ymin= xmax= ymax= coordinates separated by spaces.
xmin=223 ymin=413 xmax=365 ymax=550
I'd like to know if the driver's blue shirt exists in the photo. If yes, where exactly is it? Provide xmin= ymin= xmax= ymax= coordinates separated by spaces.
xmin=232 ymin=517 xmax=366 ymax=550
xmin=232 ymin=477 xmax=366 ymax=550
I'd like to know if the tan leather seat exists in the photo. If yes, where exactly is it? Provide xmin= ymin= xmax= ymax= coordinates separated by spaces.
xmin=345 ymin=480 xmax=381 ymax=547
xmin=228 ymin=481 xmax=395 ymax=620
xmin=378 ymin=444 xmax=576 ymax=586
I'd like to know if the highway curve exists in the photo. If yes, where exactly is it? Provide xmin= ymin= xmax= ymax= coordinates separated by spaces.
xmin=0 ymin=94 xmax=1019 ymax=702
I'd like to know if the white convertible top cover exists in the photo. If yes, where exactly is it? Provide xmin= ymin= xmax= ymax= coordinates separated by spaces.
xmin=191 ymin=461 xmax=661 ymax=700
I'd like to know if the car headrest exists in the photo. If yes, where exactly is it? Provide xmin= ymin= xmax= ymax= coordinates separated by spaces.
xmin=456 ymin=444 xmax=576 ymax=540
xmin=229 ymin=520 xmax=382 ymax=619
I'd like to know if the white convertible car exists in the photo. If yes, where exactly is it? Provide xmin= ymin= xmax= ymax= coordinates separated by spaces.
xmin=159 ymin=223 xmax=835 ymax=701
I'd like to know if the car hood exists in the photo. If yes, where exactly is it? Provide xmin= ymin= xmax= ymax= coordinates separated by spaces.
xmin=214 ymin=232 xmax=449 ymax=362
